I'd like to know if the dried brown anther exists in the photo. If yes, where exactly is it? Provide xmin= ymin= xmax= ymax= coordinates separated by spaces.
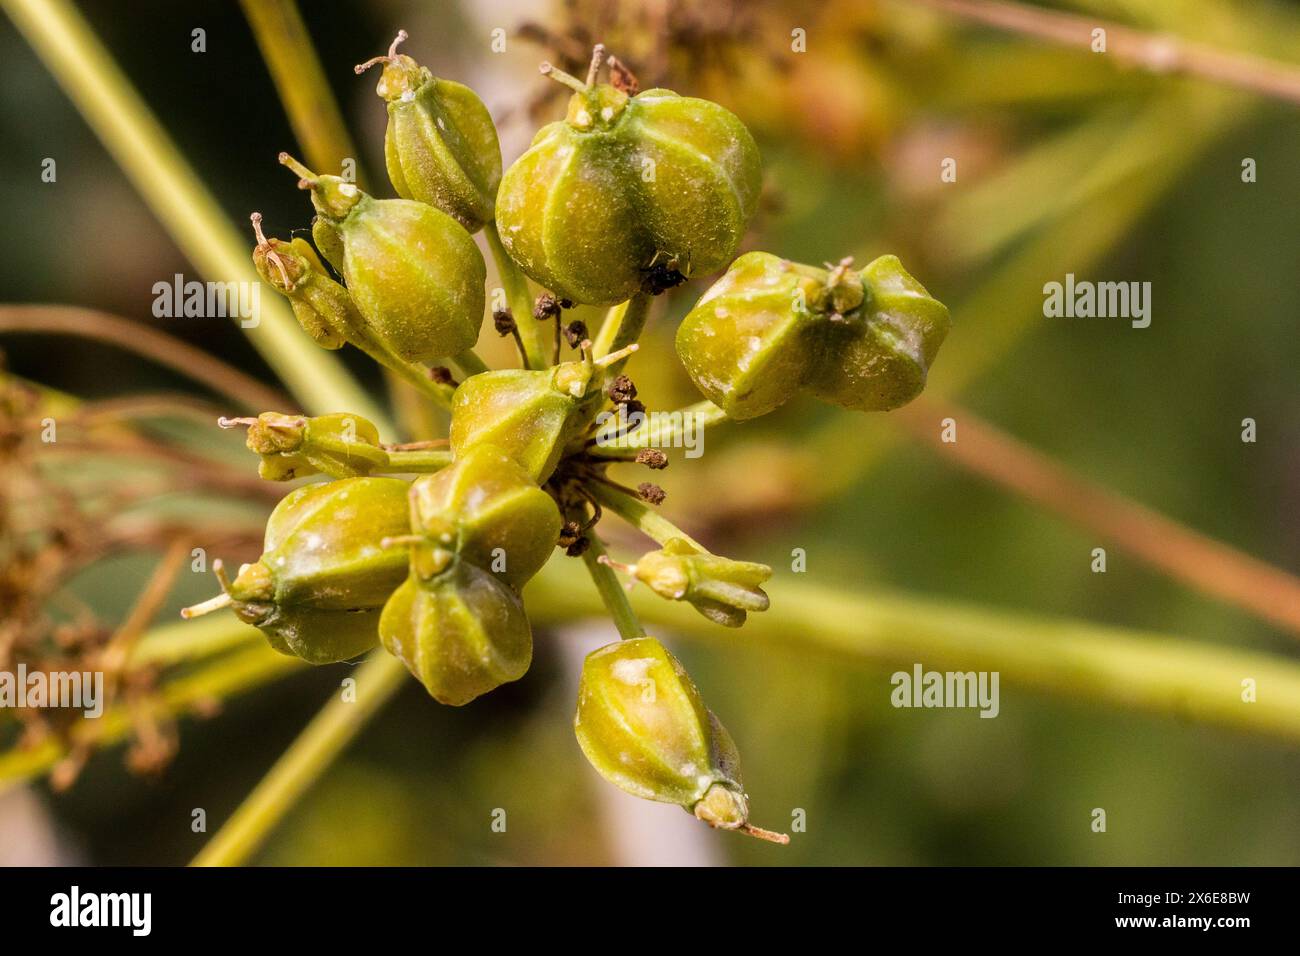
xmin=533 ymin=293 xmax=562 ymax=321
xmin=493 ymin=306 xmax=517 ymax=336
xmin=430 ymin=366 xmax=458 ymax=387
xmin=607 ymin=375 xmax=637 ymax=403
xmin=635 ymin=449 xmax=668 ymax=470
xmin=637 ymin=482 xmax=667 ymax=505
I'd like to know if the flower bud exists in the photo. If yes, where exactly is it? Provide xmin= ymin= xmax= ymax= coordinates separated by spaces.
xmin=224 ymin=411 xmax=389 ymax=481
xmin=676 ymin=252 xmax=950 ymax=419
xmin=632 ymin=538 xmax=771 ymax=628
xmin=183 ymin=477 xmax=411 ymax=663
xmin=574 ymin=637 xmax=788 ymax=842
xmin=251 ymin=215 xmax=352 ymax=350
xmin=495 ymin=48 xmax=761 ymax=305
xmin=280 ymin=154 xmax=486 ymax=362
xmin=357 ymin=31 xmax=502 ymax=233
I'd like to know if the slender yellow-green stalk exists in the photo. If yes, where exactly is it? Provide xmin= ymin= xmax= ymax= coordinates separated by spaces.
xmin=581 ymin=533 xmax=647 ymax=642
xmin=2 ymin=0 xmax=389 ymax=429
xmin=191 ymin=650 xmax=409 ymax=866
xmin=485 ymin=222 xmax=548 ymax=369
xmin=239 ymin=0 xmax=366 ymax=187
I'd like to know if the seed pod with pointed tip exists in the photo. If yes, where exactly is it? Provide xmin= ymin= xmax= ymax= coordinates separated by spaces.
xmin=674 ymin=251 xmax=826 ymax=420
xmin=380 ymin=561 xmax=531 ymax=706
xmin=676 ymin=252 xmax=949 ymax=418
xmin=184 ymin=477 xmax=411 ymax=663
xmin=574 ymin=637 xmax=787 ymax=842
xmin=805 ymin=254 xmax=951 ymax=412
xmin=449 ymin=344 xmax=634 ymax=482
xmin=229 ymin=411 xmax=389 ymax=481
xmin=633 ymin=538 xmax=771 ymax=628
xmin=408 ymin=443 xmax=561 ymax=591
xmin=356 ymin=31 xmax=502 ymax=233
xmin=495 ymin=48 xmax=761 ymax=305
xmin=280 ymin=154 xmax=486 ymax=362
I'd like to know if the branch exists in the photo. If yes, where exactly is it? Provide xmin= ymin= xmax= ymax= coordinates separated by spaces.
xmin=915 ymin=0 xmax=1300 ymax=105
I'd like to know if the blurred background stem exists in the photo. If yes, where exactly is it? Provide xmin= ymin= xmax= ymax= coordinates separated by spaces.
xmin=2 ymin=0 xmax=388 ymax=428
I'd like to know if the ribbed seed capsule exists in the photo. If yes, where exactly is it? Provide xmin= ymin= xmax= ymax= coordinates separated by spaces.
xmin=182 ymin=477 xmax=411 ymax=663
xmin=574 ymin=637 xmax=788 ymax=842
xmin=675 ymin=252 xmax=950 ymax=419
xmin=449 ymin=342 xmax=637 ymax=482
xmin=357 ymin=31 xmax=502 ymax=233
xmin=632 ymin=538 xmax=771 ymax=628
xmin=495 ymin=47 xmax=761 ymax=305
xmin=222 ymin=411 xmax=388 ymax=481
xmin=280 ymin=153 xmax=486 ymax=362
xmin=379 ymin=444 xmax=562 ymax=705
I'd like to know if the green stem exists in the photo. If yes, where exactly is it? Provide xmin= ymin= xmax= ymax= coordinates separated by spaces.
xmin=588 ymin=482 xmax=707 ymax=551
xmin=580 ymin=533 xmax=646 ymax=641
xmin=484 ymin=222 xmax=547 ymax=369
xmin=191 ymin=650 xmax=408 ymax=866
xmin=592 ymin=301 xmax=627 ymax=358
xmin=452 ymin=349 xmax=490 ymax=378
xmin=238 ymin=0 xmax=366 ymax=187
xmin=526 ymin=562 xmax=1300 ymax=744
xmin=2 ymin=0 xmax=390 ymax=430
xmin=598 ymin=294 xmax=651 ymax=376
xmin=384 ymin=448 xmax=453 ymax=472
xmin=589 ymin=400 xmax=729 ymax=455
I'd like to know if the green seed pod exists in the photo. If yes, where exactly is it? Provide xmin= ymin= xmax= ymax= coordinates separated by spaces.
xmin=574 ymin=637 xmax=788 ymax=842
xmin=182 ymin=477 xmax=411 ymax=664
xmin=676 ymin=252 xmax=949 ymax=419
xmin=805 ymin=254 xmax=951 ymax=412
xmin=632 ymin=538 xmax=771 ymax=628
xmin=408 ymin=443 xmax=561 ymax=591
xmin=495 ymin=48 xmax=761 ymax=305
xmin=251 ymin=213 xmax=351 ymax=350
xmin=356 ymin=31 xmax=502 ymax=233
xmin=674 ymin=251 xmax=826 ymax=420
xmin=280 ymin=153 xmax=486 ymax=362
xmin=449 ymin=343 xmax=636 ymax=482
xmin=380 ymin=562 xmax=531 ymax=706
xmin=223 ymin=411 xmax=389 ymax=481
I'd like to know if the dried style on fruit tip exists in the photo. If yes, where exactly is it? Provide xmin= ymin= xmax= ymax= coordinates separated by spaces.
xmin=250 ymin=212 xmax=353 ymax=350
xmin=379 ymin=444 xmax=562 ymax=705
xmin=575 ymin=637 xmax=788 ymax=843
xmin=626 ymin=537 xmax=771 ymax=627
xmin=449 ymin=340 xmax=639 ymax=483
xmin=357 ymin=30 xmax=502 ymax=233
xmin=279 ymin=153 xmax=486 ymax=362
xmin=495 ymin=45 xmax=762 ymax=305
xmin=219 ymin=411 xmax=388 ymax=481
xmin=676 ymin=252 xmax=950 ymax=419
xmin=181 ymin=477 xmax=412 ymax=663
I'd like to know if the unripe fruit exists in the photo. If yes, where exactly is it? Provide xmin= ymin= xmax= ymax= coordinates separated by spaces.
xmin=379 ymin=444 xmax=561 ymax=704
xmin=495 ymin=48 xmax=761 ymax=305
xmin=183 ymin=477 xmax=411 ymax=663
xmin=676 ymin=252 xmax=950 ymax=419
xmin=357 ymin=31 xmax=502 ymax=233
xmin=408 ymin=443 xmax=561 ymax=591
xmin=574 ymin=637 xmax=788 ymax=842
xmin=280 ymin=153 xmax=486 ymax=362
xmin=449 ymin=342 xmax=637 ymax=482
